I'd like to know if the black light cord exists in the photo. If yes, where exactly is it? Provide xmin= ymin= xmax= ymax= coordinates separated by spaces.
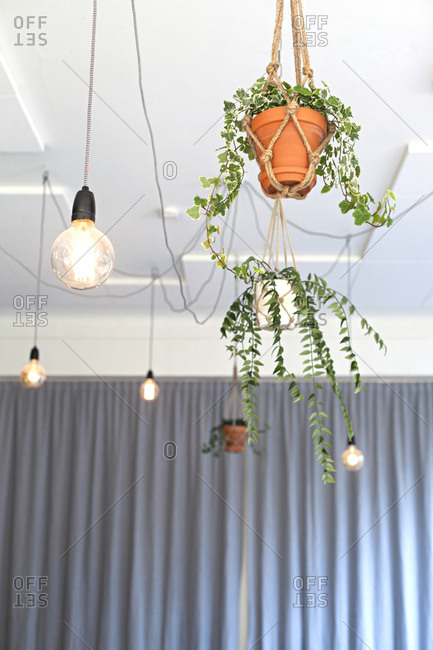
xmin=130 ymin=0 xmax=203 ymax=325
xmin=0 ymin=220 xmax=203 ymax=301
xmin=321 ymin=238 xmax=349 ymax=279
xmin=34 ymin=172 xmax=48 ymax=348
xmin=83 ymin=0 xmax=98 ymax=187
xmin=157 ymin=194 xmax=239 ymax=322
xmin=46 ymin=174 xmax=68 ymax=229
xmin=244 ymin=181 xmax=368 ymax=240
xmin=148 ymin=271 xmax=156 ymax=369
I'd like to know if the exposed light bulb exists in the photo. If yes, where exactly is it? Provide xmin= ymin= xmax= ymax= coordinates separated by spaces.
xmin=51 ymin=187 xmax=114 ymax=290
xmin=20 ymin=347 xmax=46 ymax=389
xmin=140 ymin=370 xmax=159 ymax=401
xmin=341 ymin=442 xmax=364 ymax=472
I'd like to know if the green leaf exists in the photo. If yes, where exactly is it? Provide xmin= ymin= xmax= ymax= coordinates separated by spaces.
xmin=339 ymin=199 xmax=352 ymax=214
xmin=200 ymin=176 xmax=218 ymax=189
xmin=186 ymin=205 xmax=201 ymax=220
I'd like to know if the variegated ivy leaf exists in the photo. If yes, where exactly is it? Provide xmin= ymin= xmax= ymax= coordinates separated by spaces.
xmin=186 ymin=205 xmax=200 ymax=220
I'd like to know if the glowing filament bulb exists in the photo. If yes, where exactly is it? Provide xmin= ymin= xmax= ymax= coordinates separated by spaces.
xmin=20 ymin=347 xmax=46 ymax=389
xmin=50 ymin=187 xmax=114 ymax=290
xmin=140 ymin=371 xmax=159 ymax=401
xmin=68 ymin=220 xmax=97 ymax=284
xmin=342 ymin=443 xmax=364 ymax=472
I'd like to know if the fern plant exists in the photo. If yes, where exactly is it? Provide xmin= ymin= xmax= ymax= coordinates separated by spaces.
xmin=222 ymin=257 xmax=386 ymax=484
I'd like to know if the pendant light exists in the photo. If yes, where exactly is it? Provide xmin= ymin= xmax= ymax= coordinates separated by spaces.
xmin=51 ymin=0 xmax=114 ymax=290
xmin=21 ymin=172 xmax=48 ymax=389
xmin=140 ymin=274 xmax=159 ymax=401
xmin=341 ymin=436 xmax=365 ymax=471
xmin=20 ymin=346 xmax=46 ymax=389
xmin=340 ymin=240 xmax=364 ymax=471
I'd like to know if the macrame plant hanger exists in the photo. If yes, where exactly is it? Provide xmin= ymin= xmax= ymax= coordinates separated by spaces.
xmin=254 ymin=199 xmax=299 ymax=330
xmin=242 ymin=0 xmax=336 ymax=199
xmin=223 ymin=362 xmax=244 ymax=426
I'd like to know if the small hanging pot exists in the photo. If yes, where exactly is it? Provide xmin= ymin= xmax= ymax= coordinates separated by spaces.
xmin=223 ymin=422 xmax=248 ymax=453
xmin=255 ymin=278 xmax=297 ymax=330
xmin=251 ymin=106 xmax=327 ymax=196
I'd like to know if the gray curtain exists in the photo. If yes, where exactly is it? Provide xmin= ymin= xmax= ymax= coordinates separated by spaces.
xmin=247 ymin=381 xmax=433 ymax=650
xmin=0 ymin=380 xmax=431 ymax=649
xmin=0 ymin=380 xmax=244 ymax=649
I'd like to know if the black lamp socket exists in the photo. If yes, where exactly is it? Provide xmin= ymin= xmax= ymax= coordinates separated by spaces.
xmin=30 ymin=346 xmax=39 ymax=361
xmin=71 ymin=186 xmax=96 ymax=223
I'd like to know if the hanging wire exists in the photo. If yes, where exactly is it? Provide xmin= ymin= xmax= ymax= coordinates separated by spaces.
xmin=321 ymin=238 xmax=350 ymax=279
xmin=148 ymin=270 xmax=157 ymax=368
xmin=1 ymin=170 xmax=426 ymax=309
xmin=157 ymin=194 xmax=239 ymax=322
xmin=45 ymin=174 xmax=68 ymax=229
xmin=346 ymin=235 xmax=352 ymax=305
xmin=83 ymin=0 xmax=98 ymax=187
xmin=34 ymin=172 xmax=48 ymax=348
xmin=130 ymin=0 xmax=204 ymax=325
xmin=244 ymin=181 xmax=367 ymax=240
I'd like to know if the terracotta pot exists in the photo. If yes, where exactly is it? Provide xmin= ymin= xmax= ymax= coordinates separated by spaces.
xmin=250 ymin=106 xmax=327 ymax=196
xmin=223 ymin=425 xmax=247 ymax=453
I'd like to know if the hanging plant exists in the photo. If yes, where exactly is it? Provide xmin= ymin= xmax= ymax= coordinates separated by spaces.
xmin=187 ymin=0 xmax=395 ymax=266
xmin=202 ymin=365 xmax=266 ymax=457
xmin=189 ymin=0 xmax=388 ymax=482
xmin=202 ymin=420 xmax=249 ymax=457
xmin=222 ymin=200 xmax=386 ymax=484
xmin=223 ymin=267 xmax=385 ymax=482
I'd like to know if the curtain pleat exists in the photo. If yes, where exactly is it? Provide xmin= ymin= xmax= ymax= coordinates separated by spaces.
xmin=0 ymin=380 xmax=431 ymax=649
xmin=0 ymin=380 xmax=244 ymax=650
xmin=247 ymin=381 xmax=433 ymax=650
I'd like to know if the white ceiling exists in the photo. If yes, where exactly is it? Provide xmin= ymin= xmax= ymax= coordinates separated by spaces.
xmin=0 ymin=0 xmax=432 ymax=376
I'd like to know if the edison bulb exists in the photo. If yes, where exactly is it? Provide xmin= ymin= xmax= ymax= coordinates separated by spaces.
xmin=51 ymin=219 xmax=114 ymax=290
xmin=342 ymin=444 xmax=364 ymax=471
xmin=140 ymin=371 xmax=159 ymax=401
xmin=20 ymin=359 xmax=46 ymax=389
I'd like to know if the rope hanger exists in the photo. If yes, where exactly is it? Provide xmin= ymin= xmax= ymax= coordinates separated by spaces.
xmin=254 ymin=199 xmax=298 ymax=330
xmin=242 ymin=0 xmax=336 ymax=200
xmin=262 ymin=199 xmax=298 ymax=272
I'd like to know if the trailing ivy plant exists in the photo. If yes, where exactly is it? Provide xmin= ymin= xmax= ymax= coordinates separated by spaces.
xmin=187 ymin=77 xmax=396 ymax=268
xmin=221 ymin=257 xmax=386 ymax=484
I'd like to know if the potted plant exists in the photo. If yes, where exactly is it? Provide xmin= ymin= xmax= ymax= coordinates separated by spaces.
xmin=189 ymin=0 xmax=388 ymax=482
xmin=187 ymin=0 xmax=396 ymax=264
xmin=202 ymin=367 xmax=266 ymax=456
xmin=220 ymin=256 xmax=386 ymax=484
xmin=202 ymin=419 xmax=248 ymax=456
xmin=187 ymin=76 xmax=396 ymax=268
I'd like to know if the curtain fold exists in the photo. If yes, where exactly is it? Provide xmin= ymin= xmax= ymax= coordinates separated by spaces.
xmin=0 ymin=380 xmax=244 ymax=650
xmin=0 ymin=379 xmax=431 ymax=649
xmin=247 ymin=381 xmax=433 ymax=650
